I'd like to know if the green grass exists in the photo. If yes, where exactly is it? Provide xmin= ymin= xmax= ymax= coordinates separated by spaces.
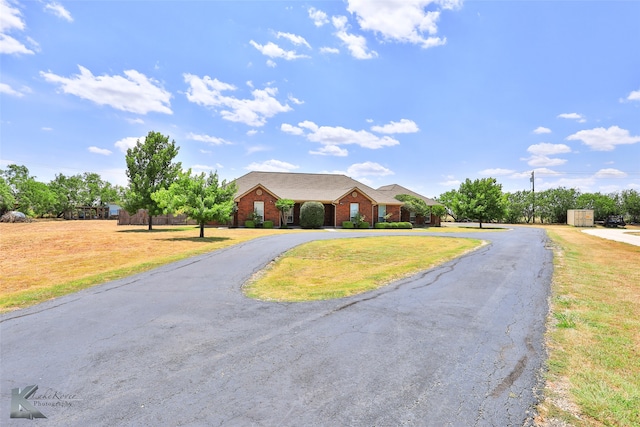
xmin=243 ymin=235 xmax=483 ymax=301
xmin=539 ymin=226 xmax=640 ymax=427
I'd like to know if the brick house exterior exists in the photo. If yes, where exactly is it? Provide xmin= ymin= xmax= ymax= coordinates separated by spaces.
xmin=230 ymin=172 xmax=441 ymax=228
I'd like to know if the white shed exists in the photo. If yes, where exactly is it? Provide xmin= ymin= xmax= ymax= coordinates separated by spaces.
xmin=567 ymin=209 xmax=594 ymax=227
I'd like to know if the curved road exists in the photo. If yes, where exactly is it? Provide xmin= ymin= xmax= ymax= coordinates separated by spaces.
xmin=1 ymin=227 xmax=552 ymax=426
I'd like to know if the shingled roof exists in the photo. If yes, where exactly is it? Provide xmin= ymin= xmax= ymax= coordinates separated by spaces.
xmin=376 ymin=184 xmax=441 ymax=206
xmin=232 ymin=171 xmax=402 ymax=205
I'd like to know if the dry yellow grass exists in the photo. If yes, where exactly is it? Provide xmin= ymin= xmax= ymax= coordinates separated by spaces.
xmin=536 ymin=225 xmax=640 ymax=427
xmin=0 ymin=220 xmax=290 ymax=312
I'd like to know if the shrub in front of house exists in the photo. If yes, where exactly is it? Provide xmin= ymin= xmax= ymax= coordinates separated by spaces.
xmin=374 ymin=222 xmax=413 ymax=229
xmin=342 ymin=221 xmax=354 ymax=228
xmin=263 ymin=220 xmax=274 ymax=229
xmin=357 ymin=221 xmax=370 ymax=229
xmin=300 ymin=201 xmax=325 ymax=228
xmin=244 ymin=220 xmax=255 ymax=228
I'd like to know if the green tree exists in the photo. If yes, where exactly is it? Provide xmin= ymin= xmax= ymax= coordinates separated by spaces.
xmin=1 ymin=164 xmax=55 ymax=217
xmin=537 ymin=187 xmax=580 ymax=224
xmin=0 ymin=177 xmax=16 ymax=214
xmin=49 ymin=173 xmax=84 ymax=217
xmin=576 ymin=192 xmax=619 ymax=221
xmin=152 ymin=170 xmax=236 ymax=238
xmin=503 ymin=190 xmax=534 ymax=224
xmin=430 ymin=204 xmax=447 ymax=225
xmin=300 ymin=201 xmax=324 ymax=229
xmin=395 ymin=194 xmax=436 ymax=226
xmin=455 ymin=178 xmax=505 ymax=228
xmin=275 ymin=198 xmax=295 ymax=228
xmin=621 ymin=189 xmax=640 ymax=223
xmin=124 ymin=131 xmax=181 ymax=230
xmin=437 ymin=189 xmax=462 ymax=222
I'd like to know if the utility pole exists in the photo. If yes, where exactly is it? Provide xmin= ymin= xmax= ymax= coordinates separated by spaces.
xmin=530 ymin=170 xmax=535 ymax=223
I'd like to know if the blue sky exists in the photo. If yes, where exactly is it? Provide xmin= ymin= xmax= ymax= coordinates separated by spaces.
xmin=1 ymin=0 xmax=639 ymax=198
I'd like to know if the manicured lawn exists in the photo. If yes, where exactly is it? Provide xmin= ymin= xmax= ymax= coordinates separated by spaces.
xmin=243 ymin=235 xmax=483 ymax=301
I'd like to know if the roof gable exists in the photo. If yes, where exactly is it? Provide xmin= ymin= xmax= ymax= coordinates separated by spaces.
xmin=376 ymin=184 xmax=441 ymax=206
xmin=232 ymin=171 xmax=401 ymax=204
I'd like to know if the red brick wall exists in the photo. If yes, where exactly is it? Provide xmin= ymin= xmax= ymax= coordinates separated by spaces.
xmin=336 ymin=190 xmax=374 ymax=225
xmin=236 ymin=187 xmax=280 ymax=226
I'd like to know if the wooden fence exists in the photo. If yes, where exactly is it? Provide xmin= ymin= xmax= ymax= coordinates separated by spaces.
xmin=117 ymin=209 xmax=198 ymax=226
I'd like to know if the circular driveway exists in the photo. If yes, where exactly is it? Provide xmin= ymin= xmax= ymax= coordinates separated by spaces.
xmin=1 ymin=228 xmax=552 ymax=426
xmin=581 ymin=227 xmax=640 ymax=246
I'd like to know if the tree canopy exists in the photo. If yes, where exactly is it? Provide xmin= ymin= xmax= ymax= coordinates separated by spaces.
xmin=152 ymin=170 xmax=236 ymax=238
xmin=451 ymin=178 xmax=505 ymax=228
xmin=124 ymin=131 xmax=181 ymax=230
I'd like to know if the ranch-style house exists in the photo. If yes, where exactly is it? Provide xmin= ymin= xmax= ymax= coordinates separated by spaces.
xmin=231 ymin=171 xmax=441 ymax=228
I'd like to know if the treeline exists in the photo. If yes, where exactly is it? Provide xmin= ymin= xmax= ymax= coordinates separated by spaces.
xmin=0 ymin=164 xmax=125 ymax=218
xmin=2 ymin=136 xmax=639 ymax=227
xmin=437 ymin=178 xmax=640 ymax=225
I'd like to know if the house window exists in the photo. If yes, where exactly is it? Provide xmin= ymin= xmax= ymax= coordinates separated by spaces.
xmin=286 ymin=207 xmax=294 ymax=224
xmin=409 ymin=211 xmax=416 ymax=224
xmin=350 ymin=203 xmax=359 ymax=221
xmin=378 ymin=204 xmax=386 ymax=222
xmin=254 ymin=201 xmax=264 ymax=222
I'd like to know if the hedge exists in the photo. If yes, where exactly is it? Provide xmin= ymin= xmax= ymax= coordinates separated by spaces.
xmin=263 ymin=220 xmax=274 ymax=229
xmin=374 ymin=222 xmax=413 ymax=229
xmin=244 ymin=220 xmax=256 ymax=228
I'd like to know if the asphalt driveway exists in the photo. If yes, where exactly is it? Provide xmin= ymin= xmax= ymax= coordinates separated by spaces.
xmin=1 ymin=227 xmax=552 ymax=426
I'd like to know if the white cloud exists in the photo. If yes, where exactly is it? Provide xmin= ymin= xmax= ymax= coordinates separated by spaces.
xmin=557 ymin=112 xmax=586 ymax=123
xmin=276 ymin=32 xmax=311 ymax=49
xmin=371 ymin=119 xmax=419 ymax=134
xmin=594 ymin=168 xmax=627 ymax=178
xmin=114 ymin=136 xmax=143 ymax=153
xmin=191 ymin=164 xmax=215 ymax=172
xmin=320 ymin=46 xmax=340 ymax=54
xmin=249 ymin=40 xmax=309 ymax=61
xmin=41 ymin=66 xmax=172 ymax=114
xmin=0 ymin=82 xmax=23 ymax=97
xmin=524 ymin=155 xmax=567 ymax=167
xmin=280 ymin=123 xmax=304 ymax=135
xmin=566 ymin=126 xmax=640 ymax=151
xmin=186 ymin=132 xmax=232 ymax=145
xmin=0 ymin=33 xmax=33 ymax=55
xmin=184 ymin=74 xmax=292 ymax=127
xmin=88 ymin=146 xmax=112 ymax=156
xmin=479 ymin=168 xmax=515 ymax=176
xmin=439 ymin=178 xmax=461 ymax=187
xmin=0 ymin=0 xmax=26 ymax=32
xmin=41 ymin=127 xmax=53 ymax=131
xmin=126 ymin=117 xmax=144 ymax=124
xmin=346 ymin=0 xmax=450 ymax=49
xmin=332 ymin=16 xmax=378 ymax=60
xmin=282 ymin=120 xmax=400 ymax=150
xmin=527 ymin=142 xmax=571 ymax=156
xmin=310 ymin=145 xmax=349 ymax=157
xmin=246 ymin=129 xmax=258 ymax=136
xmin=266 ymin=59 xmax=277 ymax=68
xmin=246 ymin=145 xmax=270 ymax=155
xmin=625 ymin=89 xmax=640 ymax=102
xmin=533 ymin=126 xmax=551 ymax=134
xmin=44 ymin=2 xmax=73 ymax=22
xmin=245 ymin=159 xmax=299 ymax=172
xmin=288 ymin=95 xmax=304 ymax=105
xmin=347 ymin=161 xmax=394 ymax=177
xmin=308 ymin=7 xmax=329 ymax=27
